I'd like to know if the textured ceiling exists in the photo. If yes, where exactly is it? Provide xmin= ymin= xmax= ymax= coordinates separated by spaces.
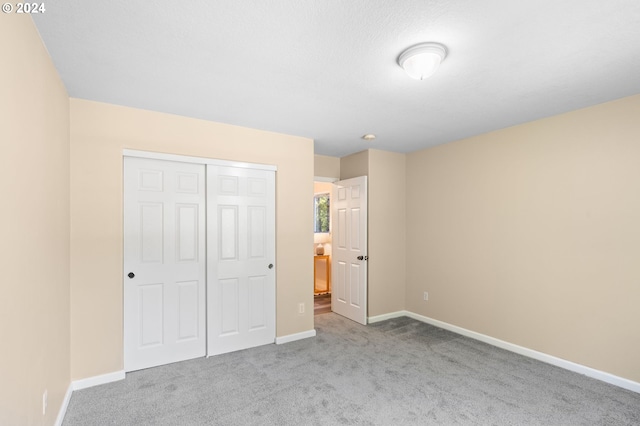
xmin=33 ymin=1 xmax=640 ymax=157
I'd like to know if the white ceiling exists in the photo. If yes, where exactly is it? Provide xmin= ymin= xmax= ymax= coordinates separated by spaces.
xmin=33 ymin=1 xmax=640 ymax=157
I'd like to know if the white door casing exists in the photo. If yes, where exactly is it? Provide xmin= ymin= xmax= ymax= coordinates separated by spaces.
xmin=124 ymin=157 xmax=206 ymax=372
xmin=207 ymin=166 xmax=276 ymax=356
xmin=331 ymin=176 xmax=368 ymax=325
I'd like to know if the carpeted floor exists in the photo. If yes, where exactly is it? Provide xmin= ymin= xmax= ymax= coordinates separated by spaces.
xmin=62 ymin=314 xmax=640 ymax=425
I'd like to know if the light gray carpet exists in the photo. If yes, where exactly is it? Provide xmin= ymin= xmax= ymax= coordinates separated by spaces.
xmin=63 ymin=314 xmax=640 ymax=425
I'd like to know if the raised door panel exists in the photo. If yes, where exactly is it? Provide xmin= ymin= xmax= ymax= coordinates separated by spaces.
xmin=177 ymin=280 xmax=199 ymax=342
xmin=176 ymin=204 xmax=199 ymax=262
xmin=335 ymin=261 xmax=347 ymax=303
xmin=248 ymin=276 xmax=267 ymax=330
xmin=219 ymin=206 xmax=239 ymax=261
xmin=140 ymin=203 xmax=164 ymax=263
xmin=314 ymin=256 xmax=331 ymax=294
xmin=350 ymin=264 xmax=362 ymax=308
xmin=139 ymin=283 xmax=164 ymax=347
xmin=248 ymin=206 xmax=266 ymax=259
xmin=350 ymin=207 xmax=361 ymax=252
xmin=220 ymin=278 xmax=240 ymax=335
xmin=337 ymin=209 xmax=347 ymax=249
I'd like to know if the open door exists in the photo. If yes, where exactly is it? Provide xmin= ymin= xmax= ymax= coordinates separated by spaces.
xmin=331 ymin=176 xmax=368 ymax=325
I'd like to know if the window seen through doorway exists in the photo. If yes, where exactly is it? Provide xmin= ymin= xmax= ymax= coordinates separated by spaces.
xmin=314 ymin=193 xmax=330 ymax=233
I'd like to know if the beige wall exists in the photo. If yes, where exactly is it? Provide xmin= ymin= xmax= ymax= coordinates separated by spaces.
xmin=70 ymin=99 xmax=314 ymax=380
xmin=338 ymin=149 xmax=407 ymax=317
xmin=0 ymin=16 xmax=70 ymax=425
xmin=314 ymin=182 xmax=333 ymax=194
xmin=340 ymin=150 xmax=369 ymax=180
xmin=368 ymin=150 xmax=406 ymax=316
xmin=314 ymin=154 xmax=340 ymax=179
xmin=406 ymin=94 xmax=640 ymax=383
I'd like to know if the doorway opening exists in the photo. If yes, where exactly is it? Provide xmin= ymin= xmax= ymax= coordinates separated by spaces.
xmin=312 ymin=176 xmax=368 ymax=323
xmin=313 ymin=180 xmax=333 ymax=315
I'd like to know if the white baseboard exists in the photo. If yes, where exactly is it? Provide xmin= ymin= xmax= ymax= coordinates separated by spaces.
xmin=54 ymin=383 xmax=73 ymax=426
xmin=368 ymin=310 xmax=640 ymax=394
xmin=275 ymin=329 xmax=316 ymax=344
xmin=367 ymin=311 xmax=407 ymax=323
xmin=54 ymin=370 xmax=125 ymax=425
xmin=72 ymin=370 xmax=126 ymax=391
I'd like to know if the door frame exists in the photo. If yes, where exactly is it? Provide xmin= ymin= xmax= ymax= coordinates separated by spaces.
xmin=122 ymin=149 xmax=277 ymax=365
xmin=124 ymin=149 xmax=277 ymax=172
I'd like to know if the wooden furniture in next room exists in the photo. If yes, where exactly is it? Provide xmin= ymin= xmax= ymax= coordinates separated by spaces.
xmin=314 ymin=255 xmax=331 ymax=294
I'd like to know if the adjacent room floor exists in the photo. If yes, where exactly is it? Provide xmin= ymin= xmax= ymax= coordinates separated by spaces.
xmin=314 ymin=293 xmax=331 ymax=315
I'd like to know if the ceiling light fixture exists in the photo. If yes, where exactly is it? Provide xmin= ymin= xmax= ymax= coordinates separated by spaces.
xmin=397 ymin=42 xmax=448 ymax=80
xmin=361 ymin=134 xmax=376 ymax=141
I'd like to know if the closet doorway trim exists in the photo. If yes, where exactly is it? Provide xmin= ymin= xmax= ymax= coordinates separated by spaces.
xmin=123 ymin=149 xmax=277 ymax=172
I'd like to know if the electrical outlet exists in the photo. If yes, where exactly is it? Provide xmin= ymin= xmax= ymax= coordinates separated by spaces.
xmin=42 ymin=389 xmax=47 ymax=415
xmin=298 ymin=303 xmax=305 ymax=314
xmin=423 ymin=291 xmax=429 ymax=301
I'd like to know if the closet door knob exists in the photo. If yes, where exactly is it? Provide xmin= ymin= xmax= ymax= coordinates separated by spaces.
xmin=268 ymin=264 xmax=274 ymax=269
xmin=128 ymin=272 xmax=135 ymax=279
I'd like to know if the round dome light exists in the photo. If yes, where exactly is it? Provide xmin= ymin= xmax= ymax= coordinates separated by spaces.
xmin=397 ymin=42 xmax=448 ymax=80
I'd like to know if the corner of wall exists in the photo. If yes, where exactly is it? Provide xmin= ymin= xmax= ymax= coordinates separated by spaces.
xmin=340 ymin=150 xmax=369 ymax=180
xmin=314 ymin=154 xmax=340 ymax=179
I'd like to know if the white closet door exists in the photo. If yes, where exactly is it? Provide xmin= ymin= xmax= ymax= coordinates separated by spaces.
xmin=207 ymin=166 xmax=276 ymax=356
xmin=124 ymin=157 xmax=206 ymax=372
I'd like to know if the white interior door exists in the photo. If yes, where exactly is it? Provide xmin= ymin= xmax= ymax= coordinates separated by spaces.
xmin=124 ymin=157 xmax=206 ymax=372
xmin=207 ymin=166 xmax=276 ymax=356
xmin=331 ymin=176 xmax=368 ymax=325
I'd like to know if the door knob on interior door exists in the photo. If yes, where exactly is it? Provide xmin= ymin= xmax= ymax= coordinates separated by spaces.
xmin=268 ymin=264 xmax=274 ymax=269
xmin=128 ymin=272 xmax=135 ymax=279
xmin=357 ymin=256 xmax=364 ymax=260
